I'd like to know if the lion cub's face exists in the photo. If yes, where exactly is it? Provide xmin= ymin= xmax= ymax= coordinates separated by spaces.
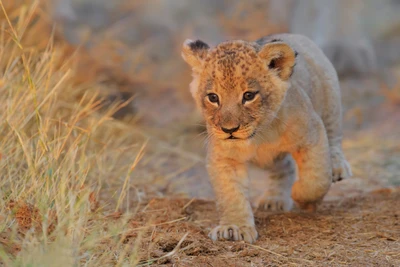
xmin=182 ymin=39 xmax=296 ymax=142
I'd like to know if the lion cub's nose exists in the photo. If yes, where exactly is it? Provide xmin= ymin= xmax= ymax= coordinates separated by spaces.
xmin=221 ymin=125 xmax=240 ymax=134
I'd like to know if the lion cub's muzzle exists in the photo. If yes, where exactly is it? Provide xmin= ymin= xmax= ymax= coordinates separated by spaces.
xmin=215 ymin=125 xmax=256 ymax=141
xmin=220 ymin=125 xmax=239 ymax=140
xmin=221 ymin=125 xmax=240 ymax=134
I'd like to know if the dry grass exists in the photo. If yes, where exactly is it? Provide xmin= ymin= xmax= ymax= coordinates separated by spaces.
xmin=0 ymin=1 xmax=151 ymax=265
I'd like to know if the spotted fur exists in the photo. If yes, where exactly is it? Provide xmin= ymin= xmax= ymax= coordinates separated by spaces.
xmin=182 ymin=34 xmax=352 ymax=244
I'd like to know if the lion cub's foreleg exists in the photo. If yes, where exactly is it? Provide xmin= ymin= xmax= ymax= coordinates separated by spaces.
xmin=291 ymin=120 xmax=332 ymax=212
xmin=207 ymin=156 xmax=258 ymax=243
xmin=256 ymin=153 xmax=295 ymax=212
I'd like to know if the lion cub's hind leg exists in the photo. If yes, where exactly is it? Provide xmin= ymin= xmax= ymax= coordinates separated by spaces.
xmin=256 ymin=153 xmax=295 ymax=212
xmin=323 ymin=106 xmax=352 ymax=182
xmin=327 ymin=118 xmax=352 ymax=183
xmin=321 ymin=81 xmax=352 ymax=183
xmin=330 ymin=146 xmax=352 ymax=182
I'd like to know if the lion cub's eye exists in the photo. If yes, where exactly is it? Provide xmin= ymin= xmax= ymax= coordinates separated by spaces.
xmin=242 ymin=91 xmax=258 ymax=103
xmin=207 ymin=93 xmax=219 ymax=104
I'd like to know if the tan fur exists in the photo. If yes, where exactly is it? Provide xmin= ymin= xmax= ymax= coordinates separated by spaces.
xmin=182 ymin=34 xmax=352 ymax=243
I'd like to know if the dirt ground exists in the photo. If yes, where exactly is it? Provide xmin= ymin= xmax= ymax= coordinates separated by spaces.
xmin=125 ymin=189 xmax=400 ymax=267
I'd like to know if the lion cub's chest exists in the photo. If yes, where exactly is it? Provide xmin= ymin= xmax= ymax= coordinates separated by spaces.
xmin=219 ymin=128 xmax=298 ymax=166
xmin=251 ymin=142 xmax=286 ymax=167
xmin=250 ymin=132 xmax=297 ymax=167
xmin=222 ymin=139 xmax=292 ymax=168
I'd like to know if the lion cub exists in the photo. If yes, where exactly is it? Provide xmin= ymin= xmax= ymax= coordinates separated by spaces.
xmin=182 ymin=34 xmax=352 ymax=243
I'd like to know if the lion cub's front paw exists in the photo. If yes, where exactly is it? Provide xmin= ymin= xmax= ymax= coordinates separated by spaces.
xmin=331 ymin=155 xmax=352 ymax=182
xmin=257 ymin=194 xmax=293 ymax=212
xmin=209 ymin=224 xmax=258 ymax=243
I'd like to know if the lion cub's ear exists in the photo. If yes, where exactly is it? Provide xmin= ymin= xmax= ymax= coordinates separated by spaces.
xmin=258 ymin=42 xmax=296 ymax=81
xmin=181 ymin=39 xmax=210 ymax=72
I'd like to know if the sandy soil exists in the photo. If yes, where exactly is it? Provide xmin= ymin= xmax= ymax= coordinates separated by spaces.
xmin=127 ymin=189 xmax=399 ymax=267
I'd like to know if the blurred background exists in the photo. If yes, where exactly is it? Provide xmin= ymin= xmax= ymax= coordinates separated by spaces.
xmin=49 ymin=0 xmax=400 ymax=199
xmin=51 ymin=0 xmax=400 ymax=122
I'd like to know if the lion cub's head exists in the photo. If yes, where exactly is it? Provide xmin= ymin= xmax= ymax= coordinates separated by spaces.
xmin=182 ymin=39 xmax=296 ymax=142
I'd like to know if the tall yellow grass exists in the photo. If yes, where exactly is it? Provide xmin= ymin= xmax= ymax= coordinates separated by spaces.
xmin=0 ymin=1 xmax=147 ymax=265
